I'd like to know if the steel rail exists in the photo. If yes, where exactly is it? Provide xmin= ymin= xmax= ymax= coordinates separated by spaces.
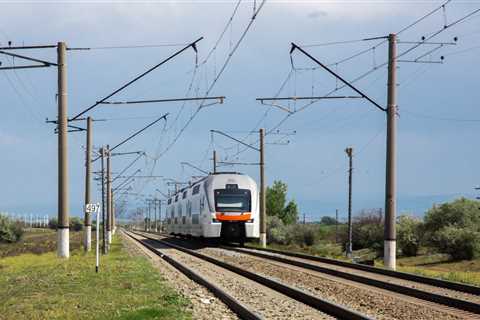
xmin=122 ymin=230 xmax=262 ymax=320
xmin=132 ymin=231 xmax=373 ymax=320
xmin=237 ymin=245 xmax=480 ymax=296
xmin=221 ymin=246 xmax=480 ymax=314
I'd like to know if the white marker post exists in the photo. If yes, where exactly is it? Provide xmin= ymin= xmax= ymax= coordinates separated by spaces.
xmin=86 ymin=203 xmax=101 ymax=273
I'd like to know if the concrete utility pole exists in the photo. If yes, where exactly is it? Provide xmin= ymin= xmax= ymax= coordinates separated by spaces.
xmin=154 ymin=199 xmax=158 ymax=232
xmin=84 ymin=116 xmax=92 ymax=252
xmin=158 ymin=199 xmax=162 ymax=232
xmin=345 ymin=147 xmax=353 ymax=258
xmin=148 ymin=200 xmax=152 ymax=231
xmin=259 ymin=128 xmax=267 ymax=248
xmin=384 ymin=33 xmax=397 ymax=270
xmin=144 ymin=207 xmax=147 ymax=232
xmin=106 ymin=145 xmax=112 ymax=246
xmin=100 ymin=147 xmax=107 ymax=254
xmin=57 ymin=42 xmax=69 ymax=258
xmin=112 ymin=192 xmax=115 ymax=235
xmin=335 ymin=208 xmax=339 ymax=243
xmin=213 ymin=150 xmax=217 ymax=173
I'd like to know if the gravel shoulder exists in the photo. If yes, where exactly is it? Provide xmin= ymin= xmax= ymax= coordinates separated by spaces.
xmin=196 ymin=246 xmax=474 ymax=320
xmin=121 ymin=231 xmax=239 ymax=320
xmin=125 ymin=231 xmax=333 ymax=319
xmin=139 ymin=232 xmax=474 ymax=320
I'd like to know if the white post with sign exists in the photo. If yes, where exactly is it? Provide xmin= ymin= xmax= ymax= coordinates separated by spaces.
xmin=86 ymin=203 xmax=101 ymax=273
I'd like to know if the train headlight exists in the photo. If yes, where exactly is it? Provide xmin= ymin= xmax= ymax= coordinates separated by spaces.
xmin=247 ymin=219 xmax=254 ymax=223
xmin=212 ymin=218 xmax=220 ymax=223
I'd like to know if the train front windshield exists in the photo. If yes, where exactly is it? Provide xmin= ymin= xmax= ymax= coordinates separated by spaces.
xmin=215 ymin=189 xmax=251 ymax=212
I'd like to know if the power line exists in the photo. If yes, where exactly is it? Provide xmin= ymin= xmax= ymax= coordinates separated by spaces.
xmin=155 ymin=0 xmax=267 ymax=160
xmin=67 ymin=43 xmax=190 ymax=51
xmin=199 ymin=0 xmax=242 ymax=66
xmin=322 ymin=0 xmax=453 ymax=68
xmin=302 ymin=36 xmax=388 ymax=48
xmin=71 ymin=37 xmax=203 ymax=120
xmin=257 ymin=3 xmax=480 ymax=139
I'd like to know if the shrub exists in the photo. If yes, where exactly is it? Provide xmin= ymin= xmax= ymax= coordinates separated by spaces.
xmin=432 ymin=226 xmax=480 ymax=260
xmin=0 ymin=214 xmax=24 ymax=243
xmin=320 ymin=216 xmax=337 ymax=225
xmin=285 ymin=224 xmax=318 ymax=247
xmin=70 ymin=217 xmax=83 ymax=231
xmin=424 ymin=198 xmax=480 ymax=232
xmin=340 ymin=209 xmax=384 ymax=255
xmin=397 ymin=215 xmax=422 ymax=257
xmin=48 ymin=217 xmax=83 ymax=231
xmin=48 ymin=218 xmax=58 ymax=229
xmin=267 ymin=216 xmax=288 ymax=245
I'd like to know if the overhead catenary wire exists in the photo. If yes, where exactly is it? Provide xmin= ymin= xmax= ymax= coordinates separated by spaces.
xmin=155 ymin=0 xmax=267 ymax=160
xmin=111 ymin=152 xmax=146 ymax=184
xmin=92 ymin=113 xmax=168 ymax=163
xmin=130 ymin=1 xmax=267 ymax=197
xmin=67 ymin=43 xmax=190 ymax=51
xmin=71 ymin=37 xmax=203 ymax=120
xmin=258 ymin=2 xmax=480 ymax=139
xmin=218 ymin=0 xmax=474 ymax=179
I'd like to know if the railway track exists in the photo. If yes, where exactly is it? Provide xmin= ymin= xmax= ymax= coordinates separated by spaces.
xmin=219 ymin=245 xmax=480 ymax=314
xmin=235 ymin=244 xmax=480 ymax=295
xmin=140 ymin=231 xmax=480 ymax=319
xmin=124 ymin=230 xmax=372 ymax=320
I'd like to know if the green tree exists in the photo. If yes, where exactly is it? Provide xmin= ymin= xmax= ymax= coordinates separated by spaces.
xmin=0 ymin=214 xmax=23 ymax=243
xmin=423 ymin=198 xmax=480 ymax=260
xmin=397 ymin=215 xmax=422 ymax=256
xmin=434 ymin=226 xmax=480 ymax=260
xmin=266 ymin=180 xmax=298 ymax=225
xmin=281 ymin=200 xmax=299 ymax=225
xmin=266 ymin=181 xmax=287 ymax=217
xmin=321 ymin=216 xmax=337 ymax=225
xmin=424 ymin=198 xmax=480 ymax=232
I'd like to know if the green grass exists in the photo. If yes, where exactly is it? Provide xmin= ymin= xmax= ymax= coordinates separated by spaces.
xmin=0 ymin=235 xmax=192 ymax=320
xmin=0 ymin=229 xmax=84 ymax=258
xmin=248 ymin=240 xmax=345 ymax=259
xmin=395 ymin=254 xmax=480 ymax=286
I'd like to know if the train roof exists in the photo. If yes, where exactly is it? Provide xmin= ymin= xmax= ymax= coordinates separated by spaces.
xmin=170 ymin=172 xmax=246 ymax=197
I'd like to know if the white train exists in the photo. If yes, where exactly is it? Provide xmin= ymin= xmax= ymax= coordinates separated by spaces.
xmin=165 ymin=172 xmax=259 ymax=243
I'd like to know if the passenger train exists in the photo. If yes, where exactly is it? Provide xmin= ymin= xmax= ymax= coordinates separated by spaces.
xmin=165 ymin=172 xmax=259 ymax=243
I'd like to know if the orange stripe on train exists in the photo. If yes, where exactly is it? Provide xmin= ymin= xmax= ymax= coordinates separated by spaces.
xmin=215 ymin=213 xmax=252 ymax=221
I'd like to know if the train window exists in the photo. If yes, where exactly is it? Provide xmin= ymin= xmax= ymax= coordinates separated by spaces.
xmin=214 ymin=189 xmax=251 ymax=212
xmin=192 ymin=184 xmax=200 ymax=195
xmin=183 ymin=191 xmax=188 ymax=199
xmin=175 ymin=195 xmax=179 ymax=202
xmin=226 ymin=184 xmax=238 ymax=190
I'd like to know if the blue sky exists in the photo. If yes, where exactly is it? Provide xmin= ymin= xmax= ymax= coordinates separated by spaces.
xmin=1 ymin=0 xmax=479 ymax=222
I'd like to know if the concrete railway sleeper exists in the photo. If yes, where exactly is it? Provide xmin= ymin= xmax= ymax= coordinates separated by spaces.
xmin=130 ymin=231 xmax=373 ymax=320
xmin=140 ymin=231 xmax=480 ymax=319
xmin=219 ymin=246 xmax=480 ymax=315
xmin=236 ymin=245 xmax=480 ymax=296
